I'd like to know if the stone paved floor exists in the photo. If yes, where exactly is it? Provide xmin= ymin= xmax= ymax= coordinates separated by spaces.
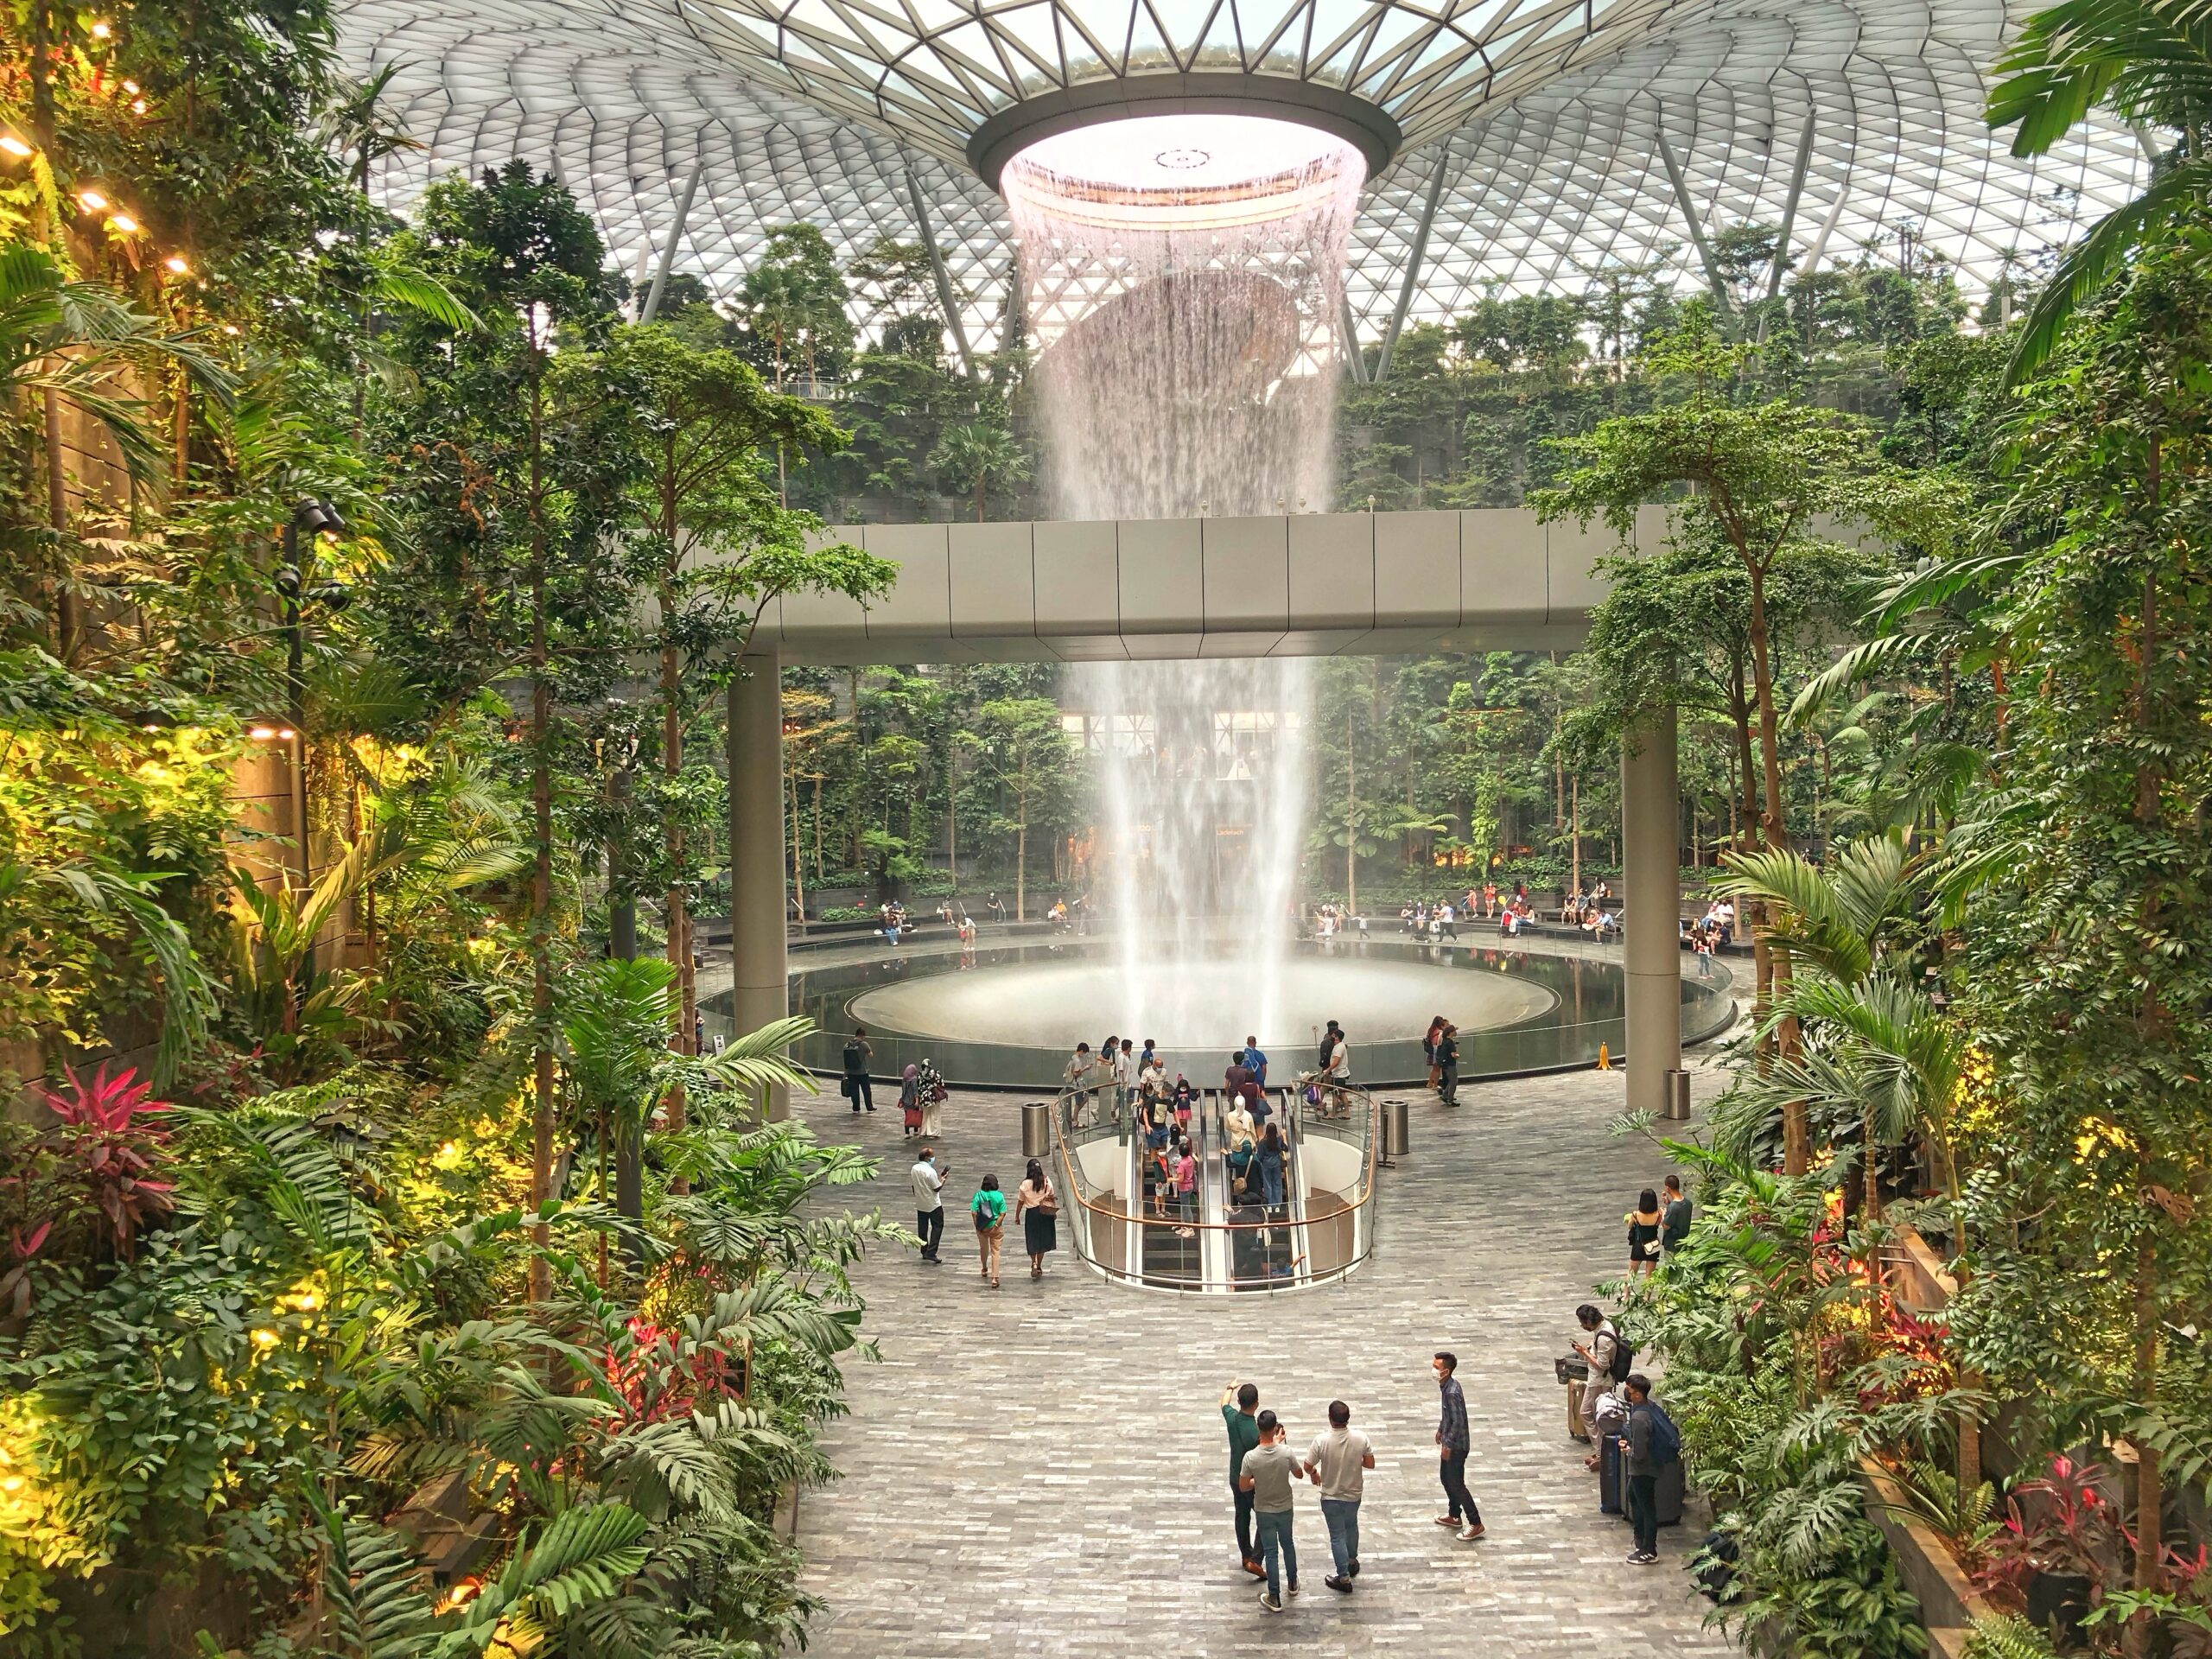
xmin=790 ymin=1058 xmax=1741 ymax=1656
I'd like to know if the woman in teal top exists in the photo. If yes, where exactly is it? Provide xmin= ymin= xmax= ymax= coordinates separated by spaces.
xmin=972 ymin=1173 xmax=1007 ymax=1288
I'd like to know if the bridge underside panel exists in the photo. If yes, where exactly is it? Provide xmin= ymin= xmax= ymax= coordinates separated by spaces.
xmin=725 ymin=505 xmax=1669 ymax=665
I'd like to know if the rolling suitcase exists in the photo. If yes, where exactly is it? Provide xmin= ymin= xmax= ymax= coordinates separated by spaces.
xmin=1567 ymin=1379 xmax=1589 ymax=1440
xmin=1599 ymin=1434 xmax=1624 ymax=1515
xmin=1656 ymin=1454 xmax=1686 ymax=1526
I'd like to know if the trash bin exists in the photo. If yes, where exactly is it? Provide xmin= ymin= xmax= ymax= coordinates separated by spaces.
xmin=1021 ymin=1102 xmax=1051 ymax=1160
xmin=1382 ymin=1097 xmax=1410 ymax=1160
xmin=1665 ymin=1069 xmax=1692 ymax=1121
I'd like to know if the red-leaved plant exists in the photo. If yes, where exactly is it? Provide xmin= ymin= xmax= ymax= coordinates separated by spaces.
xmin=34 ymin=1064 xmax=176 ymax=1262
xmin=1978 ymin=1454 xmax=2124 ymax=1596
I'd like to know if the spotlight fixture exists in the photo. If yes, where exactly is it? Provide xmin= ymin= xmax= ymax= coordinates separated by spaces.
xmin=0 ymin=135 xmax=32 ymax=159
xmin=163 ymin=254 xmax=189 ymax=275
xmin=108 ymin=213 xmax=138 ymax=232
xmin=77 ymin=189 xmax=107 ymax=212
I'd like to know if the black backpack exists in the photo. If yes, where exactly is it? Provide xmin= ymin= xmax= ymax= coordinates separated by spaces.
xmin=842 ymin=1040 xmax=865 ymax=1074
xmin=1608 ymin=1330 xmax=1636 ymax=1384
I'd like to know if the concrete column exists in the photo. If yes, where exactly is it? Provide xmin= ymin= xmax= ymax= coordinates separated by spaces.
xmin=728 ymin=650 xmax=790 ymax=1121
xmin=1622 ymin=709 xmax=1681 ymax=1116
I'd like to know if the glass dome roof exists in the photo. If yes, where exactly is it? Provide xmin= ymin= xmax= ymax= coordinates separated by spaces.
xmin=335 ymin=0 xmax=2148 ymax=354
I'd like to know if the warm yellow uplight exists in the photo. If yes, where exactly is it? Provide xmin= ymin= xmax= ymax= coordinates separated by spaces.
xmin=130 ymin=99 xmax=148 ymax=113
xmin=163 ymin=254 xmax=189 ymax=275
xmin=0 ymin=136 xmax=32 ymax=159
xmin=122 ymin=79 xmax=138 ymax=92
xmin=91 ymin=20 xmax=112 ymax=36
xmin=108 ymin=213 xmax=139 ymax=233
xmin=248 ymin=725 xmax=278 ymax=740
xmin=0 ymin=1476 xmax=22 ymax=1494
xmin=251 ymin=1328 xmax=280 ymax=1350
xmin=78 ymin=189 xmax=108 ymax=211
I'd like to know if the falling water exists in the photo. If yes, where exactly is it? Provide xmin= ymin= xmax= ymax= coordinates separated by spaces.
xmin=1002 ymin=117 xmax=1363 ymax=1050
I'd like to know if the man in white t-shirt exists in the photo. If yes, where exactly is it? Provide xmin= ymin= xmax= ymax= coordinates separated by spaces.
xmin=910 ymin=1148 xmax=946 ymax=1265
xmin=1303 ymin=1400 xmax=1376 ymax=1591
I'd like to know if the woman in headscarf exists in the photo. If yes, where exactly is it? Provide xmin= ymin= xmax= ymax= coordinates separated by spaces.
xmin=918 ymin=1058 xmax=947 ymax=1137
xmin=899 ymin=1064 xmax=923 ymax=1137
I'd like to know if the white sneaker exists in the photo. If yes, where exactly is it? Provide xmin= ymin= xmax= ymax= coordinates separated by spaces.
xmin=1258 ymin=1592 xmax=1282 ymax=1614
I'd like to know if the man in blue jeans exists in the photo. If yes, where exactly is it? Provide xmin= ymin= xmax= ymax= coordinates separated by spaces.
xmin=1433 ymin=1350 xmax=1484 ymax=1541
xmin=1218 ymin=1379 xmax=1265 ymax=1578
xmin=1303 ymin=1399 xmax=1376 ymax=1592
xmin=1238 ymin=1409 xmax=1309 ymax=1612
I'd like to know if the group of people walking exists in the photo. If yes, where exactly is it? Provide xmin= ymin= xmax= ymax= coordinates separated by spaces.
xmin=1218 ymin=1351 xmax=1483 ymax=1614
xmin=908 ymin=1147 xmax=1058 ymax=1287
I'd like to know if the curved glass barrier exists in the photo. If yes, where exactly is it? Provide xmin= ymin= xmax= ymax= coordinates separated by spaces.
xmin=1049 ymin=1077 xmax=1377 ymax=1294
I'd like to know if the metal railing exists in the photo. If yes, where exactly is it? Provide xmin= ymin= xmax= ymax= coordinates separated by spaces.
xmin=1047 ymin=1074 xmax=1379 ymax=1294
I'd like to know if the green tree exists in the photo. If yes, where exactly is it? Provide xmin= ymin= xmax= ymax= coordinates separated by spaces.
xmin=1986 ymin=0 xmax=2212 ymax=380
xmin=576 ymin=323 xmax=887 ymax=1128
xmin=929 ymin=415 xmax=1031 ymax=522
xmin=379 ymin=160 xmax=631 ymax=1301
xmin=734 ymin=223 xmax=853 ymax=392
xmin=958 ymin=696 xmax=1076 ymax=920
xmin=1535 ymin=316 xmax=1943 ymax=1170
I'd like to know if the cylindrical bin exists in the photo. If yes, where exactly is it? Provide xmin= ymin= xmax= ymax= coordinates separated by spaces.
xmin=1021 ymin=1102 xmax=1052 ymax=1160
xmin=1382 ymin=1097 xmax=1410 ymax=1160
xmin=1664 ymin=1068 xmax=1692 ymax=1121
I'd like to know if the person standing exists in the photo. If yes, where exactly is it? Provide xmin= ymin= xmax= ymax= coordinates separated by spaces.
xmin=842 ymin=1026 xmax=874 ymax=1114
xmin=1220 ymin=1380 xmax=1266 ymax=1579
xmin=1316 ymin=1020 xmax=1342 ymax=1075
xmin=1627 ymin=1187 xmax=1664 ymax=1279
xmin=1111 ymin=1037 xmax=1135 ymax=1116
xmin=899 ymin=1063 xmax=923 ymax=1138
xmin=1661 ymin=1173 xmax=1693 ymax=1258
xmin=1254 ymin=1122 xmax=1288 ymax=1213
xmin=918 ymin=1057 xmax=946 ymax=1137
xmin=1432 ymin=1351 xmax=1484 ymax=1541
xmin=1572 ymin=1303 xmax=1622 ymax=1450
xmin=1435 ymin=1021 xmax=1460 ymax=1107
xmin=1238 ymin=1409 xmax=1308 ymax=1612
xmin=1240 ymin=1036 xmax=1268 ymax=1090
xmin=1013 ymin=1158 xmax=1058 ymax=1279
xmin=1618 ymin=1373 xmax=1670 ymax=1564
xmin=1064 ymin=1041 xmax=1094 ymax=1118
xmin=970 ymin=1172 xmax=1005 ymax=1288
xmin=1303 ymin=1400 xmax=1375 ymax=1592
xmin=1423 ymin=1015 xmax=1446 ymax=1090
xmin=910 ymin=1147 xmax=946 ymax=1264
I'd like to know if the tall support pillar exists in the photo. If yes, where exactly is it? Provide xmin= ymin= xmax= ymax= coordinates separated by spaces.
xmin=906 ymin=165 xmax=979 ymax=382
xmin=728 ymin=651 xmax=791 ymax=1121
xmin=1623 ymin=709 xmax=1681 ymax=1117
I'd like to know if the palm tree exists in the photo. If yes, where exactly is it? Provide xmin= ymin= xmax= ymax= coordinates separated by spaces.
xmin=1 ymin=245 xmax=238 ymax=656
xmin=931 ymin=419 xmax=1032 ymax=521
xmin=561 ymin=957 xmax=812 ymax=1229
xmin=1986 ymin=0 xmax=2212 ymax=381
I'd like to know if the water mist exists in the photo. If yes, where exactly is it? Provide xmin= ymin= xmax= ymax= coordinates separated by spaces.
xmin=1001 ymin=115 xmax=1363 ymax=1052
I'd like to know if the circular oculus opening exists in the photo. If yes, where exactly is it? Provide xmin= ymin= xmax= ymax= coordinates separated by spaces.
xmin=1001 ymin=112 xmax=1363 ymax=232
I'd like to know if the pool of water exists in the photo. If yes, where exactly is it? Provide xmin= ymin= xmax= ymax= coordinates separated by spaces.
xmin=701 ymin=934 xmax=1737 ymax=1090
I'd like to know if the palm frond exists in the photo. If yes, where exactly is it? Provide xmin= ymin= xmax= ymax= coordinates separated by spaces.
xmin=2004 ymin=156 xmax=2212 ymax=385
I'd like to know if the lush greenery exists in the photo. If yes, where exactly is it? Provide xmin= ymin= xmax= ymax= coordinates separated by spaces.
xmin=1577 ymin=29 xmax=2212 ymax=1650
xmin=0 ymin=2 xmax=900 ymax=1652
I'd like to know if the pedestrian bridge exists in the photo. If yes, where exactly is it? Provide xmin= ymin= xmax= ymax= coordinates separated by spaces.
xmin=749 ymin=505 xmax=1669 ymax=664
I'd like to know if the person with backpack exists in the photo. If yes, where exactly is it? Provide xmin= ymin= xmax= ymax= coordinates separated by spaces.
xmin=842 ymin=1027 xmax=874 ymax=1114
xmin=1617 ymin=1373 xmax=1680 ymax=1564
xmin=1572 ymin=1303 xmax=1629 ymax=1454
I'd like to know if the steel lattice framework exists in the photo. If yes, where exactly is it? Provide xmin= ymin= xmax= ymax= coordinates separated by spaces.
xmin=337 ymin=0 xmax=2146 ymax=355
